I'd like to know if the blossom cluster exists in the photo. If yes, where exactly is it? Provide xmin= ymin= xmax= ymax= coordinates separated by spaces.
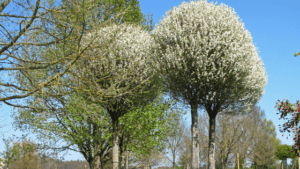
xmin=276 ymin=99 xmax=300 ymax=156
xmin=152 ymin=0 xmax=267 ymax=110
xmin=71 ymin=23 xmax=159 ymax=100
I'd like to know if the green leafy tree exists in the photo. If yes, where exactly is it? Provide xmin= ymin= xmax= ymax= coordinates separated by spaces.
xmin=11 ymin=0 xmax=158 ymax=169
xmin=0 ymin=138 xmax=43 ymax=169
xmin=72 ymin=22 xmax=162 ymax=169
xmin=275 ymin=145 xmax=297 ymax=169
xmin=13 ymin=91 xmax=179 ymax=169
xmin=98 ymin=0 xmax=143 ymax=24
xmin=152 ymin=1 xmax=267 ymax=169
xmin=116 ymin=94 xmax=185 ymax=168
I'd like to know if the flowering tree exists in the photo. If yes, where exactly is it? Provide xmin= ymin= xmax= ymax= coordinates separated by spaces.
xmin=72 ymin=23 xmax=161 ymax=169
xmin=152 ymin=1 xmax=267 ymax=168
xmin=275 ymin=52 xmax=300 ymax=156
xmin=276 ymin=99 xmax=300 ymax=157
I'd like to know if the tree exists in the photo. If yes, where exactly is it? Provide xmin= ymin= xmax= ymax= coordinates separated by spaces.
xmin=276 ymin=99 xmax=300 ymax=156
xmin=152 ymin=1 xmax=267 ymax=169
xmin=274 ymin=52 xmax=300 ymax=156
xmin=0 ymin=0 xmax=122 ymax=106
xmin=10 ymin=0 xmax=161 ymax=168
xmin=98 ymin=0 xmax=143 ymax=24
xmin=13 ymin=90 xmax=179 ymax=169
xmin=275 ymin=145 xmax=297 ymax=169
xmin=1 ymin=0 xmax=157 ymax=115
xmin=1 ymin=138 xmax=42 ymax=169
xmin=178 ymin=121 xmax=192 ymax=169
xmin=117 ymin=95 xmax=186 ymax=168
xmin=162 ymin=110 xmax=186 ymax=169
xmin=72 ymin=22 xmax=164 ymax=169
xmin=236 ymin=106 xmax=265 ymax=169
xmin=215 ymin=110 xmax=245 ymax=169
xmin=251 ymin=119 xmax=279 ymax=169
xmin=129 ymin=146 xmax=168 ymax=169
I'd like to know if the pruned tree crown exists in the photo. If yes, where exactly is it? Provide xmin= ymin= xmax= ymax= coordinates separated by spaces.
xmin=152 ymin=0 xmax=267 ymax=112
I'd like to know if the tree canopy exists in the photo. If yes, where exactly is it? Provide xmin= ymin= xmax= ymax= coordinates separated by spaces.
xmin=152 ymin=1 xmax=267 ymax=168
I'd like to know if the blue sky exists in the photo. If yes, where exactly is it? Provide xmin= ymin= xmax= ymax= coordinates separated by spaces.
xmin=1 ymin=0 xmax=300 ymax=167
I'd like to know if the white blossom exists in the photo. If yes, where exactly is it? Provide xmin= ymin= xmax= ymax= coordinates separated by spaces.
xmin=152 ymin=0 xmax=267 ymax=110
xmin=71 ymin=23 xmax=160 ymax=103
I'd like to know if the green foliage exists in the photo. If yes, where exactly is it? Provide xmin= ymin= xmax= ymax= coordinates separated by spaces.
xmin=118 ymin=93 xmax=186 ymax=158
xmin=12 ymin=0 xmax=156 ymax=164
xmin=0 ymin=138 xmax=42 ymax=169
xmin=275 ymin=144 xmax=297 ymax=160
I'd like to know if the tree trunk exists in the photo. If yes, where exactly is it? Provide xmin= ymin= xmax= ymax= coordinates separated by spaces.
xmin=191 ymin=103 xmax=199 ymax=169
xmin=121 ymin=155 xmax=125 ymax=169
xmin=88 ymin=155 xmax=101 ymax=169
xmin=100 ymin=154 xmax=104 ymax=169
xmin=173 ymin=152 xmax=176 ymax=169
xmin=208 ymin=115 xmax=216 ymax=169
xmin=93 ymin=154 xmax=101 ymax=169
xmin=298 ymin=157 xmax=300 ymax=169
xmin=221 ymin=157 xmax=225 ymax=169
xmin=237 ymin=153 xmax=239 ymax=169
xmin=112 ymin=118 xmax=119 ymax=169
xmin=125 ymin=151 xmax=129 ymax=169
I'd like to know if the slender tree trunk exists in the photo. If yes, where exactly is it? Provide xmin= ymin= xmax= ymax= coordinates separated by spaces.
xmin=100 ymin=154 xmax=104 ymax=169
xmin=119 ymin=147 xmax=124 ymax=169
xmin=237 ymin=153 xmax=239 ymax=169
xmin=121 ymin=155 xmax=125 ymax=169
xmin=221 ymin=157 xmax=225 ymax=169
xmin=112 ymin=118 xmax=119 ymax=169
xmin=208 ymin=114 xmax=216 ymax=169
xmin=173 ymin=153 xmax=176 ymax=169
xmin=191 ymin=103 xmax=199 ymax=169
xmin=125 ymin=151 xmax=129 ymax=169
